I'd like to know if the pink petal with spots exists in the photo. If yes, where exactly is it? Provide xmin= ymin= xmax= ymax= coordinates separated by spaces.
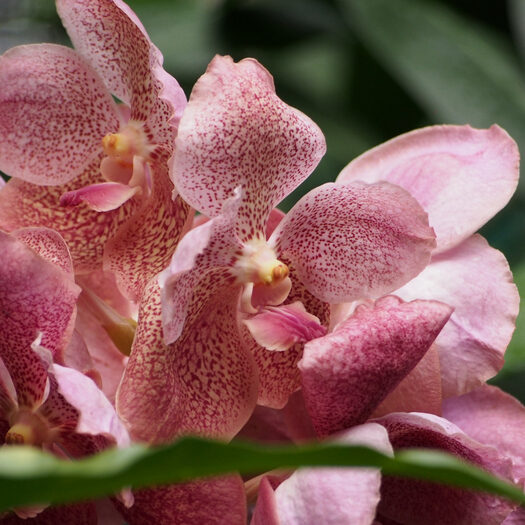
xmin=337 ymin=125 xmax=519 ymax=252
xmin=251 ymin=274 xmax=330 ymax=409
xmin=115 ymin=476 xmax=246 ymax=525
xmin=117 ymin=278 xmax=257 ymax=443
xmin=0 ymin=44 xmax=119 ymax=185
xmin=60 ymin=182 xmax=140 ymax=212
xmin=1 ymin=502 xmax=98 ymax=524
xmin=376 ymin=412 xmax=517 ymax=525
xmin=395 ymin=234 xmax=519 ymax=397
xmin=244 ymin=302 xmax=326 ymax=351
xmin=0 ymin=355 xmax=18 ymax=416
xmin=372 ymin=344 xmax=442 ymax=418
xmin=104 ymin=163 xmax=192 ymax=302
xmin=0 ymin=161 xmax=138 ymax=273
xmin=252 ymin=424 xmax=392 ymax=525
xmin=56 ymin=0 xmax=186 ymax=147
xmin=0 ymin=232 xmax=80 ymax=408
xmin=172 ymin=55 xmax=326 ymax=238
xmin=300 ymin=296 xmax=452 ymax=437
xmin=52 ymin=364 xmax=129 ymax=447
xmin=443 ymin=385 xmax=525 ymax=484
xmin=272 ymin=182 xmax=435 ymax=304
xmin=12 ymin=228 xmax=73 ymax=276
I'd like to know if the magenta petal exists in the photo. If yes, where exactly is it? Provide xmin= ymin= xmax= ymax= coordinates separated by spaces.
xmin=272 ymin=182 xmax=435 ymax=303
xmin=52 ymin=364 xmax=129 ymax=447
xmin=377 ymin=412 xmax=516 ymax=525
xmin=0 ymin=355 xmax=18 ymax=416
xmin=396 ymin=234 xmax=519 ymax=397
xmin=172 ymin=55 xmax=326 ymax=237
xmin=300 ymin=296 xmax=452 ymax=437
xmin=1 ymin=502 xmax=97 ymax=524
xmin=60 ymin=182 xmax=140 ymax=212
xmin=56 ymin=0 xmax=186 ymax=146
xmin=443 ymin=385 xmax=525 ymax=484
xmin=117 ymin=279 xmax=257 ymax=442
xmin=0 ymin=44 xmax=119 ymax=185
xmin=0 ymin=232 xmax=80 ymax=408
xmin=337 ymin=125 xmax=519 ymax=252
xmin=253 ymin=424 xmax=392 ymax=525
xmin=115 ymin=476 xmax=246 ymax=525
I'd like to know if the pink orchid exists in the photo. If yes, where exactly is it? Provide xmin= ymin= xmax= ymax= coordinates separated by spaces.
xmin=252 ymin=386 xmax=525 ymax=524
xmin=116 ymin=55 xmax=435 ymax=443
xmin=0 ymin=0 xmax=191 ymax=301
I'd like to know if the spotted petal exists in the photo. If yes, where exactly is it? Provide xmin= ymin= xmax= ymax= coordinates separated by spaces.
xmin=300 ymin=296 xmax=452 ymax=437
xmin=272 ymin=182 xmax=435 ymax=304
xmin=0 ymin=44 xmax=119 ymax=185
xmin=171 ymin=55 xmax=326 ymax=239
xmin=337 ymin=125 xmax=519 ymax=252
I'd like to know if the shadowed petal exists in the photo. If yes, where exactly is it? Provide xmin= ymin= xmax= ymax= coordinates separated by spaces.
xmin=337 ymin=125 xmax=519 ymax=252
xmin=396 ymin=234 xmax=519 ymax=397
xmin=0 ymin=502 xmax=97 ymax=524
xmin=0 ymin=44 xmax=119 ymax=185
xmin=172 ymin=55 xmax=326 ymax=238
xmin=56 ymin=0 xmax=186 ymax=146
xmin=117 ymin=278 xmax=257 ymax=443
xmin=377 ymin=412 xmax=517 ymax=525
xmin=300 ymin=296 xmax=452 ymax=437
xmin=272 ymin=182 xmax=435 ymax=304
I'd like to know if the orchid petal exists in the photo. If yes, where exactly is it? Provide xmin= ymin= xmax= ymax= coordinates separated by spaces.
xmin=300 ymin=296 xmax=452 ymax=437
xmin=372 ymin=344 xmax=442 ymax=418
xmin=0 ymin=44 xmax=119 ymax=185
xmin=250 ymin=477 xmax=280 ymax=525
xmin=443 ymin=385 xmax=525 ymax=484
xmin=0 ymin=232 xmax=80 ymax=408
xmin=1 ymin=502 xmax=97 ymax=524
xmin=0 ymin=355 xmax=18 ymax=416
xmin=272 ymin=182 xmax=435 ymax=303
xmin=172 ymin=55 xmax=326 ymax=238
xmin=104 ymin=163 xmax=192 ymax=302
xmin=253 ymin=424 xmax=392 ymax=525
xmin=236 ymin=405 xmax=293 ymax=444
xmin=117 ymin=278 xmax=257 ymax=442
xmin=396 ymin=234 xmax=519 ymax=397
xmin=115 ymin=476 xmax=246 ymax=525
xmin=337 ymin=125 xmax=519 ymax=252
xmin=60 ymin=182 xmax=140 ymax=213
xmin=0 ymin=162 xmax=138 ymax=273
xmin=244 ymin=302 xmax=326 ymax=352
xmin=377 ymin=412 xmax=516 ymax=525
xmin=56 ymin=0 xmax=186 ymax=146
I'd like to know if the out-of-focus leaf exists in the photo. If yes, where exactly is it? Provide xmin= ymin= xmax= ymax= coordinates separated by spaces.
xmin=0 ymin=438 xmax=524 ymax=511
xmin=343 ymin=0 xmax=525 ymax=195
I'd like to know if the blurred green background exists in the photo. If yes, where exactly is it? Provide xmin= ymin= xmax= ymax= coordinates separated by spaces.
xmin=1 ymin=0 xmax=524 ymax=397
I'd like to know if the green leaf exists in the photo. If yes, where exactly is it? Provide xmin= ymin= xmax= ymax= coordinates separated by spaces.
xmin=0 ymin=437 xmax=524 ymax=511
xmin=343 ymin=0 xmax=525 ymax=195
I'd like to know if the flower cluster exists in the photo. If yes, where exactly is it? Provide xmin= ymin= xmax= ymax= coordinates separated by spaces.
xmin=0 ymin=0 xmax=521 ymax=524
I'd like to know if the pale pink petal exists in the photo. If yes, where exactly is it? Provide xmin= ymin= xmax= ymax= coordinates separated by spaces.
xmin=0 ymin=232 xmax=80 ymax=408
xmin=172 ymin=55 xmax=326 ymax=238
xmin=56 ymin=0 xmax=186 ymax=146
xmin=272 ymin=182 xmax=435 ymax=303
xmin=0 ymin=178 xmax=5 ymax=189
xmin=396 ymin=234 xmax=519 ymax=397
xmin=300 ymin=296 xmax=452 ymax=436
xmin=61 ymin=329 xmax=102 ymax=389
xmin=443 ymin=385 xmax=525 ymax=484
xmin=104 ymin=163 xmax=192 ymax=302
xmin=337 ymin=125 xmax=519 ymax=252
xmin=372 ymin=344 xmax=442 ymax=418
xmin=377 ymin=412 xmax=517 ymax=525
xmin=115 ymin=476 xmax=246 ymax=525
xmin=250 ymin=477 xmax=280 ymax=525
xmin=52 ymin=364 xmax=129 ymax=447
xmin=244 ymin=302 xmax=326 ymax=351
xmin=60 ymin=182 xmax=140 ymax=212
xmin=0 ymin=44 xmax=119 ymax=185
xmin=0 ymin=161 xmax=139 ymax=273
xmin=249 ymin=277 xmax=292 ymax=310
xmin=251 ymin=275 xmax=330 ymax=409
xmin=117 ymin=278 xmax=257 ymax=443
xmin=12 ymin=228 xmax=73 ymax=275
xmin=253 ymin=424 xmax=392 ymax=525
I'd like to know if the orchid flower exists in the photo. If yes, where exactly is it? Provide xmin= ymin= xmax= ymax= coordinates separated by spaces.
xmin=0 ymin=0 xmax=191 ymax=300
xmin=116 ymin=55 xmax=435 ymax=443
